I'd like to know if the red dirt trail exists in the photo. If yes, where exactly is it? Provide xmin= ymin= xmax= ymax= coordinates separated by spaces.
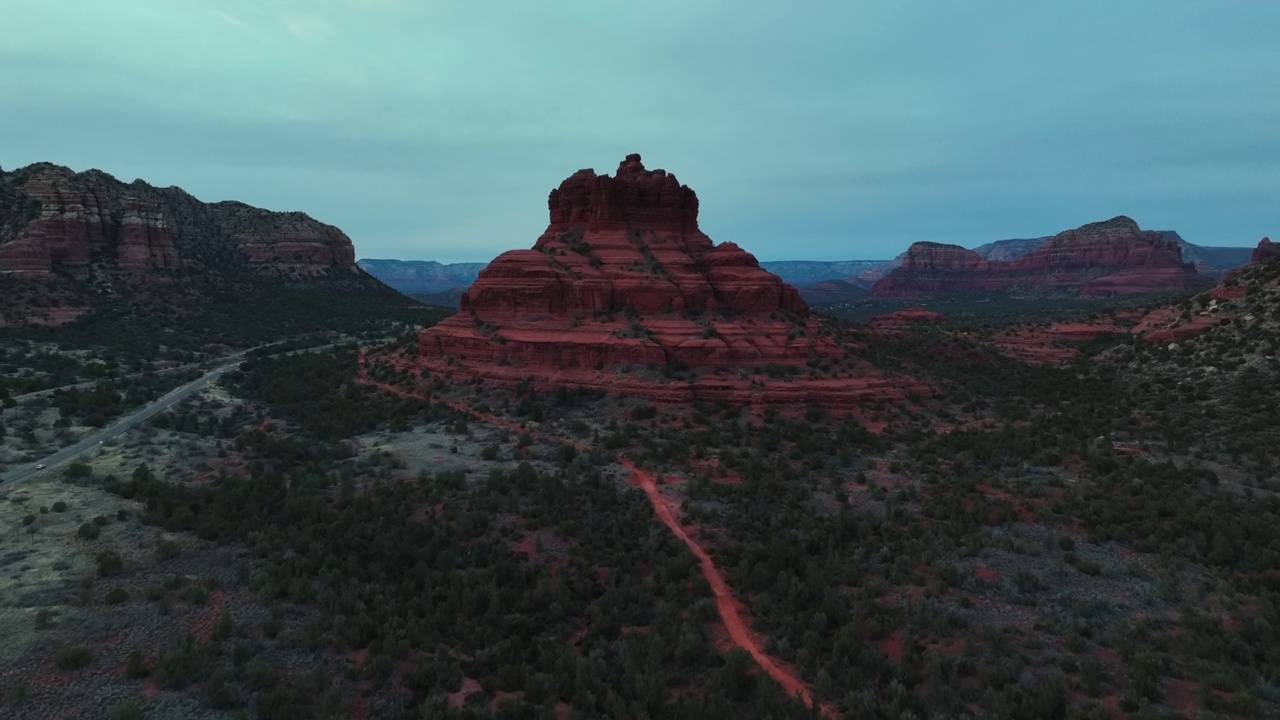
xmin=357 ymin=361 xmax=833 ymax=716
xmin=618 ymin=456 xmax=824 ymax=713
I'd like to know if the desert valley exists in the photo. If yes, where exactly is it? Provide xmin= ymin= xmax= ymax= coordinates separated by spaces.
xmin=0 ymin=149 xmax=1278 ymax=720
xmin=2 ymin=3 xmax=1278 ymax=718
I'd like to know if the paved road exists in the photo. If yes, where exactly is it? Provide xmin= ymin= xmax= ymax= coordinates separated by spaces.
xmin=5 ymin=353 xmax=252 ymax=404
xmin=5 ymin=335 xmax=392 ymax=404
xmin=0 ymin=362 xmax=238 ymax=492
xmin=0 ymin=336 xmax=394 ymax=493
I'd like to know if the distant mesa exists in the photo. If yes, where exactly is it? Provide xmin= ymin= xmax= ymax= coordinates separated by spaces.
xmin=359 ymin=228 xmax=1255 ymax=309
xmin=409 ymin=154 xmax=923 ymax=410
xmin=871 ymin=216 xmax=1209 ymax=299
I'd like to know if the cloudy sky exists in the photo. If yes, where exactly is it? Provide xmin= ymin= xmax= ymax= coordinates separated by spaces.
xmin=2 ymin=1 xmax=1276 ymax=262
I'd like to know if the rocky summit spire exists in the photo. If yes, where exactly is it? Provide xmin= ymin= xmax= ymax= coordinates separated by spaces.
xmin=545 ymin=154 xmax=700 ymax=233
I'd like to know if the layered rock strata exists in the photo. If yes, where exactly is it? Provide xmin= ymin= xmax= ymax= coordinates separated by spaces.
xmin=871 ymin=217 xmax=1205 ymax=298
xmin=414 ymin=154 xmax=923 ymax=410
xmin=0 ymin=163 xmax=360 ymax=278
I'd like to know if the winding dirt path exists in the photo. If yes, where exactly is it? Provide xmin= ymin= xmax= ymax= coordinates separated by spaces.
xmin=618 ymin=457 xmax=823 ymax=711
xmin=357 ymin=361 xmax=831 ymax=716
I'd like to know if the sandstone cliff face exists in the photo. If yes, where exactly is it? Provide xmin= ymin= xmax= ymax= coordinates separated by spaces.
xmin=870 ymin=242 xmax=1003 ymax=297
xmin=0 ymin=163 xmax=360 ymax=279
xmin=871 ymin=217 xmax=1204 ymax=298
xmin=1252 ymin=237 xmax=1278 ymax=265
xmin=413 ymin=154 xmax=922 ymax=411
xmin=212 ymin=203 xmax=356 ymax=274
xmin=0 ymin=162 xmax=383 ymax=327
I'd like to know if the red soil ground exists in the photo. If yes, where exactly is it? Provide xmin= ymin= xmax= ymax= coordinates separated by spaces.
xmin=190 ymin=589 xmax=228 ymax=644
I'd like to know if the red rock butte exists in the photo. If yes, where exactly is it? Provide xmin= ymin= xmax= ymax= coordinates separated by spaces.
xmin=414 ymin=154 xmax=922 ymax=410
xmin=1252 ymin=237 xmax=1278 ymax=265
xmin=871 ymin=216 xmax=1205 ymax=298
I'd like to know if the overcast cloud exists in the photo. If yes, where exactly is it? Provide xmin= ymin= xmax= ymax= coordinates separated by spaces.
xmin=2 ymin=0 xmax=1276 ymax=262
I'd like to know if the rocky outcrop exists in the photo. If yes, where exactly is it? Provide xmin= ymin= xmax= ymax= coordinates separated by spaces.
xmin=0 ymin=162 xmax=387 ymax=327
xmin=866 ymin=308 xmax=944 ymax=334
xmin=213 ymin=203 xmax=356 ymax=274
xmin=871 ymin=217 xmax=1205 ymax=298
xmin=973 ymin=231 xmax=1253 ymax=276
xmin=1135 ymin=241 xmax=1280 ymax=343
xmin=995 ymin=319 xmax=1131 ymax=364
xmin=870 ymin=242 xmax=1000 ymax=297
xmin=1252 ymin=237 xmax=1278 ymax=265
xmin=412 ymin=154 xmax=924 ymax=411
xmin=972 ymin=237 xmax=1047 ymax=262
xmin=455 ymin=155 xmax=807 ymax=323
xmin=0 ymin=163 xmax=362 ymax=279
xmin=0 ymin=168 xmax=180 ymax=276
xmin=116 ymin=198 xmax=180 ymax=270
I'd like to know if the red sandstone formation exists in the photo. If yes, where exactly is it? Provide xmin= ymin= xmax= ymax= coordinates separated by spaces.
xmin=215 ymin=203 xmax=357 ymax=273
xmin=866 ymin=307 xmax=944 ymax=335
xmin=870 ymin=243 xmax=998 ymax=297
xmin=1134 ymin=246 xmax=1280 ymax=343
xmin=1251 ymin=237 xmax=1278 ymax=265
xmin=415 ymin=154 xmax=923 ymax=411
xmin=0 ymin=168 xmax=181 ymax=276
xmin=0 ymin=163 xmax=360 ymax=278
xmin=116 ymin=197 xmax=181 ymax=271
xmin=995 ymin=320 xmax=1129 ymax=364
xmin=1136 ymin=311 xmax=1227 ymax=344
xmin=871 ymin=217 xmax=1204 ymax=298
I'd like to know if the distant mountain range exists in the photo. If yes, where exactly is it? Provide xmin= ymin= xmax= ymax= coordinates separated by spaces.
xmin=362 ymin=230 xmax=1256 ymax=307
xmin=355 ymin=259 xmax=488 ymax=294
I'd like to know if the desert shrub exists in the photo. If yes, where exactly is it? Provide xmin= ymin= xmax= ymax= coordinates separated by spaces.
xmin=125 ymin=648 xmax=150 ymax=679
xmin=64 ymin=461 xmax=92 ymax=479
xmin=4 ymin=680 xmax=33 ymax=705
xmin=96 ymin=551 xmax=124 ymax=577
xmin=107 ymin=700 xmax=142 ymax=720
xmin=156 ymin=539 xmax=180 ymax=560
xmin=154 ymin=637 xmax=210 ymax=689
xmin=53 ymin=645 xmax=94 ymax=671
